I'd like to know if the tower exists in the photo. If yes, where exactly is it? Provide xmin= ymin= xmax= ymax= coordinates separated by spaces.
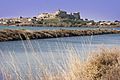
xmin=73 ymin=12 xmax=80 ymax=19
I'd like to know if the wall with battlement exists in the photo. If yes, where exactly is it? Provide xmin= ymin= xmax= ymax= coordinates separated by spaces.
xmin=37 ymin=10 xmax=80 ymax=20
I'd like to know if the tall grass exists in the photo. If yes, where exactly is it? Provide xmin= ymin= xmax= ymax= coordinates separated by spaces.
xmin=0 ymin=44 xmax=120 ymax=80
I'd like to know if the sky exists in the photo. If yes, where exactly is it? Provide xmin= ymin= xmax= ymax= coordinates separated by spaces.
xmin=0 ymin=0 xmax=119 ymax=21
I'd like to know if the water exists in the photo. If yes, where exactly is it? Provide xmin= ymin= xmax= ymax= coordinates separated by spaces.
xmin=1 ymin=26 xmax=120 ymax=30
xmin=0 ymin=26 xmax=120 ymax=79
xmin=0 ymin=34 xmax=120 ymax=63
xmin=0 ymin=26 xmax=95 ymax=30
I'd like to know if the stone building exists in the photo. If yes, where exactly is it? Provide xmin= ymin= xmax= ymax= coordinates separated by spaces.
xmin=37 ymin=10 xmax=80 ymax=20
xmin=37 ymin=13 xmax=55 ymax=19
xmin=73 ymin=12 xmax=80 ymax=19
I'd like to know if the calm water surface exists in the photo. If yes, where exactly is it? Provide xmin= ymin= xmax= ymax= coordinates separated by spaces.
xmin=0 ymin=26 xmax=97 ymax=30
xmin=0 ymin=26 xmax=120 ymax=30
xmin=0 ymin=34 xmax=120 ymax=63
xmin=0 ymin=26 xmax=120 ymax=78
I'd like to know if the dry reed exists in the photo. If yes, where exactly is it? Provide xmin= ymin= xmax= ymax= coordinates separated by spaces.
xmin=0 ymin=47 xmax=120 ymax=80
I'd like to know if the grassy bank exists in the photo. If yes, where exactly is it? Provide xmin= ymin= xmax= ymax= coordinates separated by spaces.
xmin=0 ymin=29 xmax=120 ymax=42
xmin=0 ymin=47 xmax=120 ymax=80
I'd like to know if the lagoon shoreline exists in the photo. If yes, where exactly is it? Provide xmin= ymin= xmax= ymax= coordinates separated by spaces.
xmin=0 ymin=24 xmax=120 ymax=28
xmin=0 ymin=29 xmax=120 ymax=42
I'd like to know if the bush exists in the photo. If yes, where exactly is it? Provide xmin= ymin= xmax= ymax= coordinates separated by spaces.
xmin=80 ymin=48 xmax=120 ymax=80
xmin=0 ymin=47 xmax=120 ymax=80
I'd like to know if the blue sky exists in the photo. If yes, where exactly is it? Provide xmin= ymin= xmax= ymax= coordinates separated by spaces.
xmin=0 ymin=0 xmax=119 ymax=21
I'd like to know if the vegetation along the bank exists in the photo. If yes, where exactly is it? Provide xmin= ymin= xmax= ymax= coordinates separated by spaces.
xmin=0 ymin=47 xmax=120 ymax=80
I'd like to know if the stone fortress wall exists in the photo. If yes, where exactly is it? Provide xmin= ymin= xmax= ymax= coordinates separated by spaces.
xmin=37 ymin=10 xmax=80 ymax=20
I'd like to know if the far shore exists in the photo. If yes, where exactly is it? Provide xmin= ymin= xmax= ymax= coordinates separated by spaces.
xmin=0 ymin=29 xmax=120 ymax=42
xmin=0 ymin=24 xmax=120 ymax=28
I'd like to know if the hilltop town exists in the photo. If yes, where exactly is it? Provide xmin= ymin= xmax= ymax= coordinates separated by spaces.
xmin=0 ymin=10 xmax=120 ymax=27
xmin=37 ymin=10 xmax=80 ymax=20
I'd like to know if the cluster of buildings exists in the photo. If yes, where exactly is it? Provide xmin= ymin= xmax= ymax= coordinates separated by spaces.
xmin=0 ymin=10 xmax=81 ymax=25
xmin=0 ymin=17 xmax=37 ymax=25
xmin=80 ymin=18 xmax=120 ymax=26
xmin=0 ymin=10 xmax=120 ymax=27
xmin=98 ymin=21 xmax=120 ymax=26
xmin=37 ymin=10 xmax=80 ymax=20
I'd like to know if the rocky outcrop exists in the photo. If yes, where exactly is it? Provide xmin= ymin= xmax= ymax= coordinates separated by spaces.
xmin=0 ymin=29 xmax=120 ymax=42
